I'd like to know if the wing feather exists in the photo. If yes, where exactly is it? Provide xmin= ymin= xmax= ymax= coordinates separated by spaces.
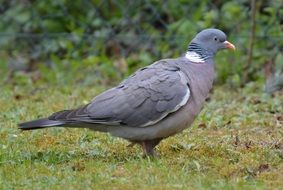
xmin=49 ymin=61 xmax=191 ymax=127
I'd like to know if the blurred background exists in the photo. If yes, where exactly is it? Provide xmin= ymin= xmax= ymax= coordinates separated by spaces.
xmin=0 ymin=2 xmax=283 ymax=188
xmin=0 ymin=0 xmax=282 ymax=91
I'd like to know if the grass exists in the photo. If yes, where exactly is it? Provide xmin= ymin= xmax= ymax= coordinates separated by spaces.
xmin=0 ymin=78 xmax=282 ymax=190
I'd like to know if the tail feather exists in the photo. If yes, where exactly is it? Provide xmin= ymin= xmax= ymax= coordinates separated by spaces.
xmin=19 ymin=118 xmax=65 ymax=130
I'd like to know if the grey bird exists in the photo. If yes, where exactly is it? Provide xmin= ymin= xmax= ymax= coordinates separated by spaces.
xmin=19 ymin=28 xmax=235 ymax=156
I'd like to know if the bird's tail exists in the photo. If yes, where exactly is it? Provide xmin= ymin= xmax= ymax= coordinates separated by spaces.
xmin=18 ymin=118 xmax=65 ymax=130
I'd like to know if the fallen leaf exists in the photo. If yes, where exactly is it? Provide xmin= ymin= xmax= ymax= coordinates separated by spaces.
xmin=258 ymin=164 xmax=269 ymax=173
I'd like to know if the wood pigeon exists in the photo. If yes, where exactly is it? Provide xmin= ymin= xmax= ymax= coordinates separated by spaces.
xmin=19 ymin=28 xmax=235 ymax=156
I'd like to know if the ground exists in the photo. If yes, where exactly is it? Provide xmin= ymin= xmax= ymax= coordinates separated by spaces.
xmin=0 ymin=82 xmax=282 ymax=190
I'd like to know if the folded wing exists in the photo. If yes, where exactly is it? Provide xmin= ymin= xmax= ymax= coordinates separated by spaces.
xmin=49 ymin=62 xmax=190 ymax=128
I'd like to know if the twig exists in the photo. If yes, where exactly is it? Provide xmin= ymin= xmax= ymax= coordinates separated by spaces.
xmin=243 ymin=0 xmax=257 ymax=84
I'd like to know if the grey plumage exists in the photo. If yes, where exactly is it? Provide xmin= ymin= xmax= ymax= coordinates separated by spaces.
xmin=19 ymin=28 xmax=235 ymax=156
xmin=19 ymin=118 xmax=65 ymax=130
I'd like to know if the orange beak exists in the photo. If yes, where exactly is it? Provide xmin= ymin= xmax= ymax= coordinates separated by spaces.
xmin=223 ymin=41 xmax=236 ymax=50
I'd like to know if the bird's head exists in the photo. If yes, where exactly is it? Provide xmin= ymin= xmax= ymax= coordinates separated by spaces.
xmin=190 ymin=28 xmax=235 ymax=55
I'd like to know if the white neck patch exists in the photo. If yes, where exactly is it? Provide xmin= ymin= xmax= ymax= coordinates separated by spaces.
xmin=185 ymin=51 xmax=205 ymax=63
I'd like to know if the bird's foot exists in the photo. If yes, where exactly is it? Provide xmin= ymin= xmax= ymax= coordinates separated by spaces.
xmin=140 ymin=138 xmax=162 ymax=158
xmin=142 ymin=149 xmax=160 ymax=158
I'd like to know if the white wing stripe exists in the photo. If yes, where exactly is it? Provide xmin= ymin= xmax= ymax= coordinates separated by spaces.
xmin=140 ymin=79 xmax=190 ymax=127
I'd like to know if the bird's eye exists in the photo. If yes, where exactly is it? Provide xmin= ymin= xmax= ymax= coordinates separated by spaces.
xmin=214 ymin=37 xmax=218 ymax=41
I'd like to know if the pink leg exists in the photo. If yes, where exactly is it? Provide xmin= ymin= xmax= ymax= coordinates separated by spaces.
xmin=140 ymin=138 xmax=163 ymax=157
